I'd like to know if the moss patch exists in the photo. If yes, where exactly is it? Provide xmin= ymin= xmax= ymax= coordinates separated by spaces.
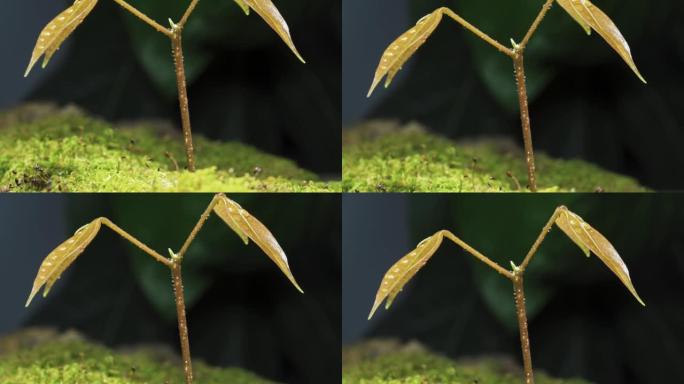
xmin=342 ymin=340 xmax=590 ymax=384
xmin=0 ymin=328 xmax=272 ymax=384
xmin=0 ymin=104 xmax=339 ymax=192
xmin=343 ymin=121 xmax=647 ymax=192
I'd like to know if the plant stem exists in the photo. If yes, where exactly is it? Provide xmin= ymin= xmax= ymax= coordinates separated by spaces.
xmin=513 ymin=274 xmax=535 ymax=384
xmin=171 ymin=29 xmax=197 ymax=171
xmin=513 ymin=54 xmax=537 ymax=192
xmin=172 ymin=262 xmax=194 ymax=384
xmin=520 ymin=0 xmax=555 ymax=49
xmin=442 ymin=230 xmax=513 ymax=279
xmin=111 ymin=0 xmax=172 ymax=37
xmin=442 ymin=8 xmax=514 ymax=57
xmin=100 ymin=218 xmax=172 ymax=267
xmin=519 ymin=206 xmax=563 ymax=271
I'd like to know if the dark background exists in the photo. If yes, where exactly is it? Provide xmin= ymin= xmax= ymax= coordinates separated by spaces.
xmin=343 ymin=194 xmax=684 ymax=383
xmin=0 ymin=194 xmax=341 ymax=384
xmin=0 ymin=0 xmax=341 ymax=177
xmin=343 ymin=0 xmax=684 ymax=189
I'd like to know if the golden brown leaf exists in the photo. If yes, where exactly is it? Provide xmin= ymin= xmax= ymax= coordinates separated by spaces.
xmin=555 ymin=207 xmax=645 ymax=306
xmin=213 ymin=195 xmax=303 ymax=293
xmin=25 ymin=218 xmax=102 ymax=307
xmin=25 ymin=0 xmax=99 ymax=77
xmin=368 ymin=231 xmax=445 ymax=319
xmin=557 ymin=0 xmax=646 ymax=83
xmin=232 ymin=0 xmax=305 ymax=63
xmin=367 ymin=9 xmax=444 ymax=97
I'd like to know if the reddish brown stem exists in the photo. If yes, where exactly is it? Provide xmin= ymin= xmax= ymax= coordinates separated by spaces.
xmin=513 ymin=274 xmax=535 ymax=384
xmin=513 ymin=54 xmax=537 ymax=192
xmin=171 ymin=30 xmax=196 ymax=172
xmin=172 ymin=263 xmax=194 ymax=384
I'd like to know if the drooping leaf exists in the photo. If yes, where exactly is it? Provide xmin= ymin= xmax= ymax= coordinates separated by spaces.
xmin=557 ymin=0 xmax=646 ymax=83
xmin=25 ymin=218 xmax=102 ymax=307
xmin=368 ymin=230 xmax=445 ymax=319
xmin=25 ymin=0 xmax=99 ymax=77
xmin=555 ymin=207 xmax=645 ymax=306
xmin=367 ymin=8 xmax=444 ymax=97
xmin=213 ymin=195 xmax=303 ymax=293
xmin=232 ymin=0 xmax=305 ymax=63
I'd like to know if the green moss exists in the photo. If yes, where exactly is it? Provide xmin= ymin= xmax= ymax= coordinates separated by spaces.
xmin=343 ymin=121 xmax=647 ymax=192
xmin=0 ymin=104 xmax=339 ymax=192
xmin=342 ymin=340 xmax=590 ymax=384
xmin=0 ymin=329 xmax=271 ymax=384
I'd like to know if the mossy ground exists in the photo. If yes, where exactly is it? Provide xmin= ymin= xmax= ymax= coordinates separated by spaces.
xmin=0 ymin=104 xmax=339 ymax=192
xmin=342 ymin=340 xmax=591 ymax=384
xmin=343 ymin=121 xmax=647 ymax=192
xmin=0 ymin=328 xmax=272 ymax=384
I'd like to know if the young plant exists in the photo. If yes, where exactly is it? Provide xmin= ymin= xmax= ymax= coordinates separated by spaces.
xmin=368 ymin=206 xmax=645 ymax=384
xmin=25 ymin=193 xmax=303 ymax=384
xmin=367 ymin=1 xmax=646 ymax=192
xmin=24 ymin=0 xmax=305 ymax=172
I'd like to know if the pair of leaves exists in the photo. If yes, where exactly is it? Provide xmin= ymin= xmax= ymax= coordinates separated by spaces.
xmin=25 ymin=0 xmax=304 ymax=78
xmin=368 ymin=207 xmax=644 ymax=320
xmin=367 ymin=2 xmax=645 ymax=98
xmin=26 ymin=195 xmax=302 ymax=308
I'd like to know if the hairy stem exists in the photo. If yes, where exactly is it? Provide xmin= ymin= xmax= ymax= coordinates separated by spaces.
xmin=172 ymin=263 xmax=194 ymax=384
xmin=442 ymin=231 xmax=513 ymax=279
xmin=513 ymin=54 xmax=537 ymax=192
xmin=111 ymin=0 xmax=172 ymax=37
xmin=100 ymin=218 xmax=172 ymax=267
xmin=171 ymin=30 xmax=196 ymax=171
xmin=513 ymin=274 xmax=535 ymax=384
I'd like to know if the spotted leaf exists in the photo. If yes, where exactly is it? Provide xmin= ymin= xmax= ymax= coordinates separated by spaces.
xmin=557 ymin=0 xmax=646 ymax=83
xmin=25 ymin=218 xmax=102 ymax=307
xmin=368 ymin=231 xmax=445 ymax=319
xmin=367 ymin=8 xmax=444 ymax=97
xmin=232 ymin=0 xmax=305 ymax=63
xmin=213 ymin=195 xmax=303 ymax=293
xmin=25 ymin=0 xmax=99 ymax=77
xmin=555 ymin=207 xmax=645 ymax=306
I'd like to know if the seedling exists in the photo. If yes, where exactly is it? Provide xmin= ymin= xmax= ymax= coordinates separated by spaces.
xmin=25 ymin=193 xmax=303 ymax=384
xmin=24 ymin=0 xmax=305 ymax=172
xmin=368 ymin=206 xmax=644 ymax=384
xmin=367 ymin=1 xmax=646 ymax=192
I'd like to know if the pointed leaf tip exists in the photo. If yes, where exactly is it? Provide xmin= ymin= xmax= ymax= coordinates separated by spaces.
xmin=557 ymin=0 xmax=646 ymax=83
xmin=25 ymin=218 xmax=102 ymax=307
xmin=555 ymin=207 xmax=645 ymax=306
xmin=233 ymin=0 xmax=305 ymax=62
xmin=213 ymin=195 xmax=303 ymax=292
xmin=369 ymin=231 xmax=445 ymax=318
xmin=25 ymin=0 xmax=99 ymax=77
xmin=367 ymin=8 xmax=445 ymax=97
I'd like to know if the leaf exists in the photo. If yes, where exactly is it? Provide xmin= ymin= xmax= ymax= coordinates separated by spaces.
xmin=25 ymin=218 xmax=102 ymax=307
xmin=367 ymin=8 xmax=444 ymax=97
xmin=368 ymin=231 xmax=445 ymax=319
xmin=213 ymin=195 xmax=303 ymax=293
xmin=557 ymin=0 xmax=646 ymax=83
xmin=232 ymin=0 xmax=305 ymax=63
xmin=555 ymin=207 xmax=645 ymax=306
xmin=25 ymin=0 xmax=99 ymax=77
